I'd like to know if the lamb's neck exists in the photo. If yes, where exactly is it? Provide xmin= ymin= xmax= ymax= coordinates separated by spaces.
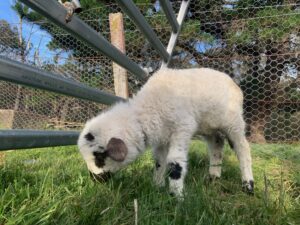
xmin=109 ymin=102 xmax=147 ymax=159
xmin=125 ymin=112 xmax=148 ymax=155
xmin=133 ymin=112 xmax=160 ymax=149
xmin=135 ymin=119 xmax=148 ymax=153
xmin=128 ymin=99 xmax=161 ymax=149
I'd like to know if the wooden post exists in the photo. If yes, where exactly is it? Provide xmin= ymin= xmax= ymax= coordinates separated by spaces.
xmin=109 ymin=13 xmax=129 ymax=98
xmin=0 ymin=109 xmax=13 ymax=165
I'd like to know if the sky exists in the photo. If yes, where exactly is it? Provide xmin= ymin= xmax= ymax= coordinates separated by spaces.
xmin=0 ymin=0 xmax=18 ymax=23
xmin=0 ymin=0 xmax=69 ymax=64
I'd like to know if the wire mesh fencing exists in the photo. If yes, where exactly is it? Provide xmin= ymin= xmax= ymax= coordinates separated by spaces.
xmin=0 ymin=0 xmax=299 ymax=144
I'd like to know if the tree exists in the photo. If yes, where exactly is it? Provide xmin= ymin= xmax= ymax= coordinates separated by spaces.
xmin=0 ymin=19 xmax=25 ymax=110
xmin=0 ymin=20 xmax=23 ymax=54
xmin=11 ymin=1 xmax=36 ymax=111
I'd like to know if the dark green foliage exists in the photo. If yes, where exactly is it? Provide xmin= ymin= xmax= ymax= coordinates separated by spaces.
xmin=11 ymin=0 xmax=42 ymax=21
xmin=0 ymin=20 xmax=24 ymax=54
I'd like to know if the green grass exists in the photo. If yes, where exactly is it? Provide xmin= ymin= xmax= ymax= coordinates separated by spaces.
xmin=1 ymin=141 xmax=299 ymax=225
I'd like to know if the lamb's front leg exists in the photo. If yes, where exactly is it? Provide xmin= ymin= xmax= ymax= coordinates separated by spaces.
xmin=167 ymin=140 xmax=189 ymax=198
xmin=166 ymin=120 xmax=196 ymax=198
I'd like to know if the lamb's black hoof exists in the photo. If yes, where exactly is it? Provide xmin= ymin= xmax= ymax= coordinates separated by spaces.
xmin=242 ymin=180 xmax=254 ymax=195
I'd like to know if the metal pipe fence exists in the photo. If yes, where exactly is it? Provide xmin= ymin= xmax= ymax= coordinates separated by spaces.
xmin=0 ymin=56 xmax=124 ymax=105
xmin=20 ymin=0 xmax=148 ymax=81
xmin=158 ymin=0 xmax=179 ymax=33
xmin=116 ymin=0 xmax=170 ymax=62
xmin=0 ymin=0 xmax=299 ymax=150
xmin=0 ymin=130 xmax=79 ymax=150
xmin=0 ymin=0 xmax=189 ymax=150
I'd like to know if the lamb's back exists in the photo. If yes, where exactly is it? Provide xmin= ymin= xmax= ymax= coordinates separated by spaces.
xmin=135 ymin=68 xmax=242 ymax=109
xmin=132 ymin=68 xmax=243 ymax=137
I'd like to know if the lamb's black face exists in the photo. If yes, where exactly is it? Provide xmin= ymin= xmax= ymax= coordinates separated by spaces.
xmin=89 ymin=149 xmax=113 ymax=183
xmin=78 ymin=130 xmax=129 ymax=181
xmin=93 ymin=151 xmax=108 ymax=168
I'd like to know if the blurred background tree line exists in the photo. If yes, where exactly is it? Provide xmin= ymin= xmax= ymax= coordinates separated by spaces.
xmin=0 ymin=0 xmax=299 ymax=143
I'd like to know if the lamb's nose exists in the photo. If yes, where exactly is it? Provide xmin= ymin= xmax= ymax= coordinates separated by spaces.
xmin=89 ymin=171 xmax=112 ymax=183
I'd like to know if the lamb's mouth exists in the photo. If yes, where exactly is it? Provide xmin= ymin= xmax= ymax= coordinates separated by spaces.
xmin=89 ymin=171 xmax=112 ymax=182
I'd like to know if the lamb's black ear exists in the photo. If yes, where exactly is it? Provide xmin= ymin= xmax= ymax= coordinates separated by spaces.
xmin=106 ymin=138 xmax=128 ymax=162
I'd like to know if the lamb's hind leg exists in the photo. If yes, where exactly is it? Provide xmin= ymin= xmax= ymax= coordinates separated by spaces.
xmin=225 ymin=118 xmax=254 ymax=194
xmin=204 ymin=133 xmax=224 ymax=180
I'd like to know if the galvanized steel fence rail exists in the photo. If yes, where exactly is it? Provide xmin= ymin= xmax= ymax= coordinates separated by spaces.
xmin=0 ymin=56 xmax=124 ymax=105
xmin=0 ymin=130 xmax=79 ymax=150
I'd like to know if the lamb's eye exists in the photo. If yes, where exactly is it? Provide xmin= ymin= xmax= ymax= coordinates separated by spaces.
xmin=84 ymin=133 xmax=95 ymax=141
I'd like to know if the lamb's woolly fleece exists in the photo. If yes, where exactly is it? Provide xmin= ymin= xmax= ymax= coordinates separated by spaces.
xmin=78 ymin=68 xmax=246 ymax=175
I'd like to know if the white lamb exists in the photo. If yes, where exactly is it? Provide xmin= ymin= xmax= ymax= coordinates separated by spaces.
xmin=78 ymin=68 xmax=254 ymax=197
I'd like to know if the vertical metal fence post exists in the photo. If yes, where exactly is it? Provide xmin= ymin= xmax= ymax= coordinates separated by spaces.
xmin=161 ymin=0 xmax=191 ymax=68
